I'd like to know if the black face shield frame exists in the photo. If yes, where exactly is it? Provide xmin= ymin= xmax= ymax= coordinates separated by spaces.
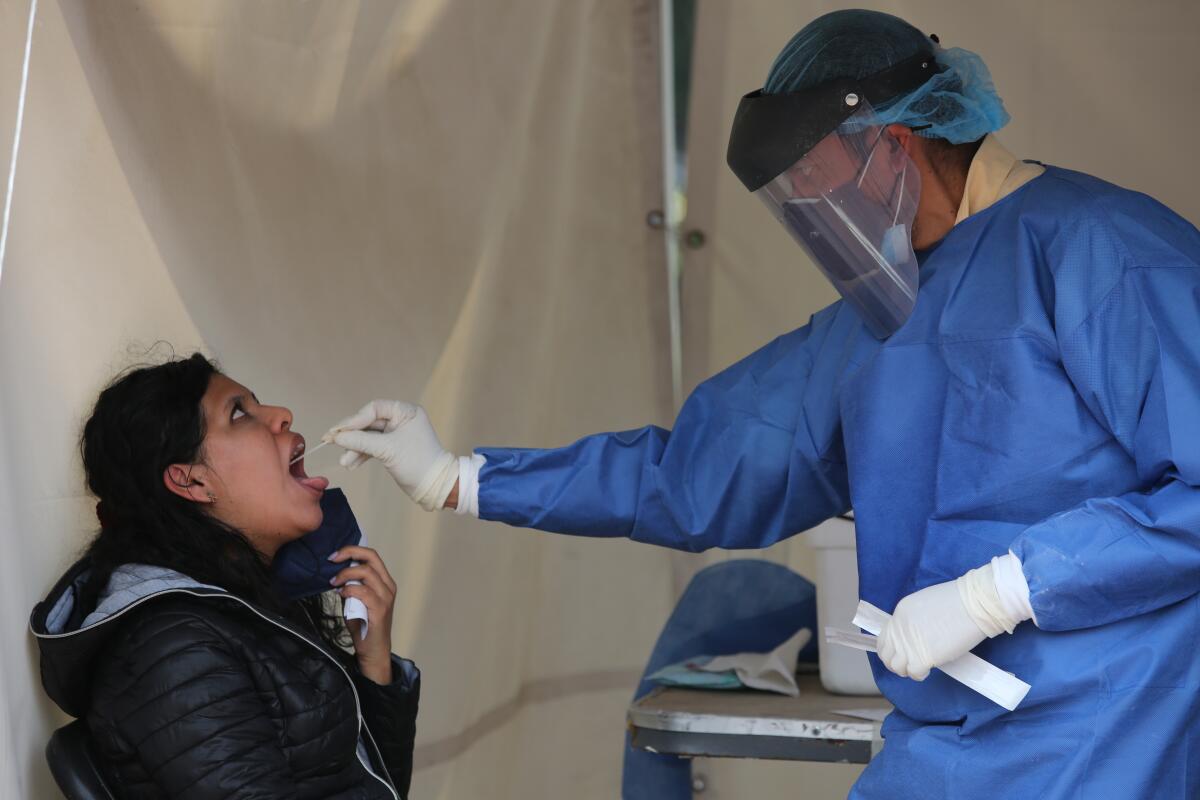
xmin=726 ymin=51 xmax=941 ymax=192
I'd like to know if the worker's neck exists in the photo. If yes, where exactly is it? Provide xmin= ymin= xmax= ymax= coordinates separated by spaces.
xmin=910 ymin=143 xmax=976 ymax=250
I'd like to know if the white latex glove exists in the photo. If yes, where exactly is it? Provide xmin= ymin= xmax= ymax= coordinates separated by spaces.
xmin=876 ymin=554 xmax=1034 ymax=681
xmin=325 ymin=400 xmax=459 ymax=512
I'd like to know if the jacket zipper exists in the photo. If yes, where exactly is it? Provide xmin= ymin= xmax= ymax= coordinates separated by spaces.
xmin=34 ymin=588 xmax=400 ymax=799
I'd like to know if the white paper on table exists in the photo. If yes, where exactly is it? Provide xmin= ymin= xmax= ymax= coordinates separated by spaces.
xmin=825 ymin=600 xmax=1031 ymax=712
xmin=695 ymin=627 xmax=812 ymax=696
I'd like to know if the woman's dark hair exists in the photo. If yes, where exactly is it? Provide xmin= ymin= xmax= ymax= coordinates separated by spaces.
xmin=79 ymin=352 xmax=348 ymax=650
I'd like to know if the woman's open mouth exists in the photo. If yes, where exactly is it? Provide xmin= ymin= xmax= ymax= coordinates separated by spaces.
xmin=289 ymin=439 xmax=330 ymax=496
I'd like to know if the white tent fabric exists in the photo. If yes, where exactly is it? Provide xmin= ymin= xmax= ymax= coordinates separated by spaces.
xmin=4 ymin=1 xmax=1200 ymax=798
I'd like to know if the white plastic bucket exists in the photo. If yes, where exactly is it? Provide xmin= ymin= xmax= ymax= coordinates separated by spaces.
xmin=803 ymin=515 xmax=880 ymax=695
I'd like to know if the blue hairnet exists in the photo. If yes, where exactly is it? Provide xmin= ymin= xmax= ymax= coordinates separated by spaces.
xmin=764 ymin=10 xmax=1009 ymax=144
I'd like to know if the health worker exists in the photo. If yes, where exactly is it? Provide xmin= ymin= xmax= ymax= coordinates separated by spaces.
xmin=329 ymin=10 xmax=1200 ymax=799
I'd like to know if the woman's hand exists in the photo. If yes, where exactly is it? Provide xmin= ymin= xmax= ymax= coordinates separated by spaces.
xmin=329 ymin=545 xmax=397 ymax=685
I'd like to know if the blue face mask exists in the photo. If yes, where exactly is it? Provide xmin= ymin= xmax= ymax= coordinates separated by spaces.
xmin=271 ymin=488 xmax=363 ymax=601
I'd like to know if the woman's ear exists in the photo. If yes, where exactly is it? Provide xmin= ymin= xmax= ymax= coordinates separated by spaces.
xmin=163 ymin=464 xmax=213 ymax=504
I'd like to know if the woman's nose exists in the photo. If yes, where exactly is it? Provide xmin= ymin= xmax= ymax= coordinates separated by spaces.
xmin=265 ymin=405 xmax=294 ymax=433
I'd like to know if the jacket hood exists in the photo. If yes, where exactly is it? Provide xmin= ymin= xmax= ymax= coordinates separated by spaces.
xmin=30 ymin=558 xmax=225 ymax=717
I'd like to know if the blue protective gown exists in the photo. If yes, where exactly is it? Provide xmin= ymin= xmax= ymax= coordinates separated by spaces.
xmin=477 ymin=167 xmax=1200 ymax=799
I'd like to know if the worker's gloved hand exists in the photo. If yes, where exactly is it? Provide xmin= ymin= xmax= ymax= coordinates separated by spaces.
xmin=876 ymin=554 xmax=1034 ymax=681
xmin=325 ymin=400 xmax=459 ymax=512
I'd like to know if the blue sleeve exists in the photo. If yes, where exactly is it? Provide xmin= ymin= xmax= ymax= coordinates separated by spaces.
xmin=476 ymin=312 xmax=852 ymax=551
xmin=1011 ymin=210 xmax=1200 ymax=630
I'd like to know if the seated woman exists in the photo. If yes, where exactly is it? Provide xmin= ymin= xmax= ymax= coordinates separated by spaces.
xmin=30 ymin=353 xmax=417 ymax=799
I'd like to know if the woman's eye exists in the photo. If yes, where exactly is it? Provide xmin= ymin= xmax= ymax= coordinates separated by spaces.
xmin=232 ymin=405 xmax=247 ymax=421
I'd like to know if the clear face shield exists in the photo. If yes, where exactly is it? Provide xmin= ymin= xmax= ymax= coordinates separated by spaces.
xmin=755 ymin=102 xmax=921 ymax=339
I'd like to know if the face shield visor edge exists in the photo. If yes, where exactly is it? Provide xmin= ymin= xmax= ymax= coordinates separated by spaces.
xmin=758 ymin=103 xmax=921 ymax=339
xmin=726 ymin=54 xmax=937 ymax=338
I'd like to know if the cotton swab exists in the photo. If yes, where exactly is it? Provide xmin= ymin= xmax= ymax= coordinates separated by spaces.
xmin=290 ymin=439 xmax=331 ymax=466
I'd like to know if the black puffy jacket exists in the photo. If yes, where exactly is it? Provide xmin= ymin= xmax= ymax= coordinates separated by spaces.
xmin=31 ymin=559 xmax=419 ymax=799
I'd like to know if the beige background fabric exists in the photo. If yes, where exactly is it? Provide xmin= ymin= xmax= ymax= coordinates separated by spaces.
xmin=3 ymin=1 xmax=1199 ymax=798
xmin=4 ymin=1 xmax=679 ymax=797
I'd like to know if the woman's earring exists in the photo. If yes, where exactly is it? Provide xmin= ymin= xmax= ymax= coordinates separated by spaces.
xmin=206 ymin=492 xmax=217 ymax=503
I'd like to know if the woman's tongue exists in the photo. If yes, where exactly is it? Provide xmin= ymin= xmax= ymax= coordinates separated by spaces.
xmin=299 ymin=475 xmax=330 ymax=493
xmin=289 ymin=459 xmax=329 ymax=493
